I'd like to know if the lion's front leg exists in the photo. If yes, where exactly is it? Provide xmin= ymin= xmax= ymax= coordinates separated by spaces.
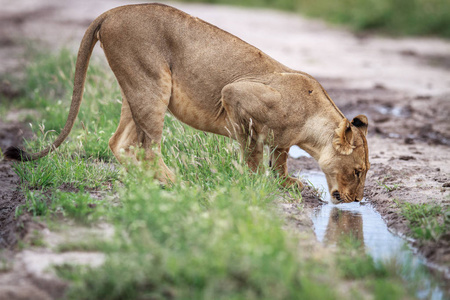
xmin=270 ymin=147 xmax=304 ymax=190
xmin=221 ymin=81 xmax=280 ymax=174
xmin=242 ymin=138 xmax=264 ymax=173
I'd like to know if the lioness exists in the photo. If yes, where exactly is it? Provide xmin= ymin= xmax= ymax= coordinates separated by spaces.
xmin=5 ymin=3 xmax=370 ymax=203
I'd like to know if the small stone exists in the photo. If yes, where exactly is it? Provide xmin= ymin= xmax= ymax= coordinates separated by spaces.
xmin=404 ymin=137 xmax=415 ymax=144
xmin=443 ymin=182 xmax=450 ymax=188
xmin=399 ymin=155 xmax=415 ymax=161
xmin=374 ymin=127 xmax=384 ymax=134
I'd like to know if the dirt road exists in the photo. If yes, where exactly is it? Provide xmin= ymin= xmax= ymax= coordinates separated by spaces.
xmin=1 ymin=0 xmax=449 ymax=296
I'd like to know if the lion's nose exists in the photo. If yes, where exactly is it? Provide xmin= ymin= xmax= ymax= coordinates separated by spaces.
xmin=332 ymin=191 xmax=342 ymax=202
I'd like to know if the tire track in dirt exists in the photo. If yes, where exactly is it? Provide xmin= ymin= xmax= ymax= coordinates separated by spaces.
xmin=0 ymin=119 xmax=30 ymax=249
xmin=0 ymin=117 xmax=69 ymax=300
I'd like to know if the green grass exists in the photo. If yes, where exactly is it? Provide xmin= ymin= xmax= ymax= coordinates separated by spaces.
xmin=12 ymin=145 xmax=119 ymax=190
xmin=15 ymin=48 xmax=121 ymax=161
xmin=60 ymin=170 xmax=337 ymax=300
xmin=10 ymin=49 xmax=119 ymax=223
xmin=336 ymin=236 xmax=408 ymax=300
xmin=14 ymin=188 xmax=105 ymax=224
xmin=6 ymin=49 xmax=426 ymax=299
xmin=15 ymin=190 xmax=49 ymax=217
xmin=377 ymin=181 xmax=400 ymax=192
xmin=178 ymin=0 xmax=450 ymax=38
xmin=397 ymin=201 xmax=450 ymax=242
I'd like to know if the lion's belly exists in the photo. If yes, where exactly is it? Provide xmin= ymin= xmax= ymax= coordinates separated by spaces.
xmin=168 ymin=82 xmax=230 ymax=137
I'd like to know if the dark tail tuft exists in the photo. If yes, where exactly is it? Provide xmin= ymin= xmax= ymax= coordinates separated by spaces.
xmin=3 ymin=146 xmax=32 ymax=161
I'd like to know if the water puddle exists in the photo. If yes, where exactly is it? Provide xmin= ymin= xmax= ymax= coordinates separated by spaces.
xmin=300 ymin=170 xmax=446 ymax=299
xmin=304 ymin=171 xmax=404 ymax=260
xmin=289 ymin=145 xmax=310 ymax=159
xmin=375 ymin=104 xmax=407 ymax=117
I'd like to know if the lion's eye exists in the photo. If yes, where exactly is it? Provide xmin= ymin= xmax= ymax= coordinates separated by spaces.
xmin=354 ymin=170 xmax=361 ymax=177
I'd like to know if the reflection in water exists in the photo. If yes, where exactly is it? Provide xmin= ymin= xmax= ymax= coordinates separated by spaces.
xmin=324 ymin=208 xmax=364 ymax=247
xmin=301 ymin=170 xmax=445 ymax=299
xmin=302 ymin=170 xmax=403 ymax=260
xmin=312 ymin=201 xmax=404 ymax=261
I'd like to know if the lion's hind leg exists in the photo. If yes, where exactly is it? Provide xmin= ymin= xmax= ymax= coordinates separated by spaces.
xmin=109 ymin=82 xmax=175 ymax=185
xmin=109 ymin=96 xmax=138 ymax=163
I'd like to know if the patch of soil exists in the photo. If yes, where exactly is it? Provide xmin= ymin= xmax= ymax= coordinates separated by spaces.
xmin=0 ymin=119 xmax=70 ymax=299
xmin=320 ymin=81 xmax=450 ymax=146
xmin=364 ymin=137 xmax=450 ymax=278
xmin=0 ymin=80 xmax=21 ymax=100
xmin=0 ymin=250 xmax=68 ymax=300
xmin=399 ymin=49 xmax=450 ymax=71
xmin=0 ymin=120 xmax=31 ymax=249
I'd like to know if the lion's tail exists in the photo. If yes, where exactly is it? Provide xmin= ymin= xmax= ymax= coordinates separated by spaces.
xmin=4 ymin=15 xmax=106 ymax=162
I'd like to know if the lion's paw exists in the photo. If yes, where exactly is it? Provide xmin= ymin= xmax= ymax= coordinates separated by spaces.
xmin=281 ymin=176 xmax=304 ymax=191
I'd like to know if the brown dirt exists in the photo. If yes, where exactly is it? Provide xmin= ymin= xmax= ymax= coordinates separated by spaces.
xmin=0 ymin=116 xmax=69 ymax=299
xmin=1 ymin=0 xmax=450 ymax=296
xmin=0 ymin=119 xmax=31 ymax=249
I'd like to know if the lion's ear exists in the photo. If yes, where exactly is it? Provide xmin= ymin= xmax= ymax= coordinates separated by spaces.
xmin=351 ymin=114 xmax=368 ymax=136
xmin=333 ymin=118 xmax=354 ymax=155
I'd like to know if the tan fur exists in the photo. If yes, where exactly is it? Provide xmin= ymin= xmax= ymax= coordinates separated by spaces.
xmin=8 ymin=4 xmax=370 ymax=201
xmin=324 ymin=208 xmax=364 ymax=245
xmin=333 ymin=119 xmax=355 ymax=155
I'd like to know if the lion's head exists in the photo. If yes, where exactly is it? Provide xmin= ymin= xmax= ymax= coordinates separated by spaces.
xmin=319 ymin=115 xmax=370 ymax=204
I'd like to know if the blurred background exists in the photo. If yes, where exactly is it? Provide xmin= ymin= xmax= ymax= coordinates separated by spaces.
xmin=180 ymin=0 xmax=450 ymax=37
